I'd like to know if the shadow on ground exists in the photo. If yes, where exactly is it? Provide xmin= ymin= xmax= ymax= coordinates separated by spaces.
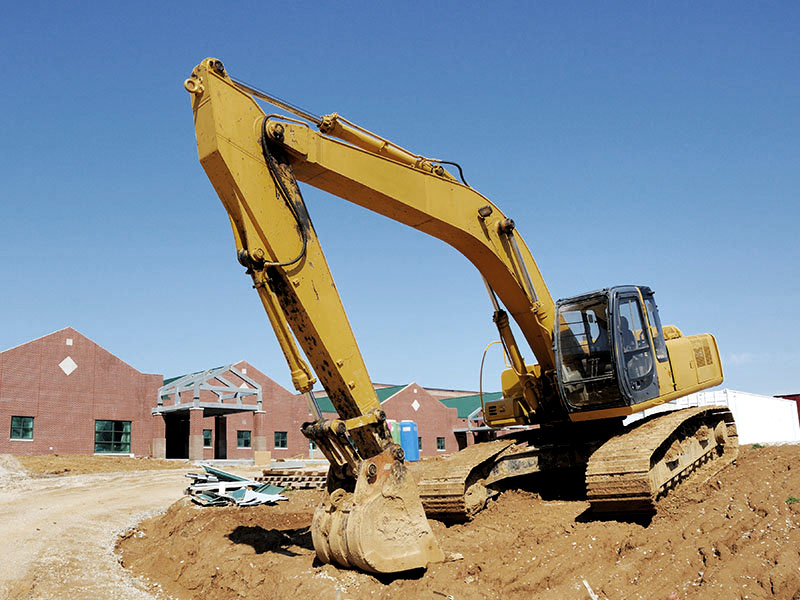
xmin=228 ymin=525 xmax=313 ymax=556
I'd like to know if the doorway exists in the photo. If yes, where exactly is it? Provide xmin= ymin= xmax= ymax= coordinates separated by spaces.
xmin=164 ymin=414 xmax=189 ymax=459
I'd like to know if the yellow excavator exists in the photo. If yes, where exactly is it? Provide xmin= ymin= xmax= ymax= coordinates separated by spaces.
xmin=185 ymin=58 xmax=738 ymax=574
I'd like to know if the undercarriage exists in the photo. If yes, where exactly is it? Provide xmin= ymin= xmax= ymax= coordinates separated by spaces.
xmin=416 ymin=406 xmax=738 ymax=520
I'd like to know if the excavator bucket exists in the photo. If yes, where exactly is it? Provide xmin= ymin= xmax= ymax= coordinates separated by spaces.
xmin=311 ymin=446 xmax=445 ymax=573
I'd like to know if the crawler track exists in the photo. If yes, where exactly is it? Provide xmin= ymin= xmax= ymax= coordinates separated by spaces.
xmin=417 ymin=422 xmax=612 ymax=520
xmin=417 ymin=406 xmax=738 ymax=521
xmin=586 ymin=405 xmax=738 ymax=513
xmin=417 ymin=439 xmax=515 ymax=520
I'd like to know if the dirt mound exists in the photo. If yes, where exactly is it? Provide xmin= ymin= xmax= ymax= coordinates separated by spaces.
xmin=119 ymin=446 xmax=800 ymax=600
xmin=119 ymin=492 xmax=321 ymax=599
xmin=17 ymin=454 xmax=190 ymax=476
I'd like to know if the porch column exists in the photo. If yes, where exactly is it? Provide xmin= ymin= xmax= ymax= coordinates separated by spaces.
xmin=253 ymin=410 xmax=270 ymax=466
xmin=188 ymin=407 xmax=205 ymax=462
xmin=151 ymin=413 xmax=166 ymax=459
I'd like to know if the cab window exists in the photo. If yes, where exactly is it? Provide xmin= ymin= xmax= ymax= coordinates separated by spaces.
xmin=556 ymin=297 xmax=620 ymax=408
xmin=616 ymin=297 xmax=654 ymax=382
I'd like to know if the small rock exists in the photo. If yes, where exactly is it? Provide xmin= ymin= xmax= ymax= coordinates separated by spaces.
xmin=445 ymin=552 xmax=464 ymax=562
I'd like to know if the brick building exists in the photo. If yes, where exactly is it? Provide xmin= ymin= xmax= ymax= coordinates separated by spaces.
xmin=1 ymin=327 xmax=495 ymax=462
xmin=0 ymin=327 xmax=162 ymax=456
xmin=158 ymin=373 xmax=489 ymax=462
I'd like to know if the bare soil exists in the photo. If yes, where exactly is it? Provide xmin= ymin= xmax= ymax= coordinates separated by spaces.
xmin=0 ymin=466 xmax=188 ymax=599
xmin=119 ymin=445 xmax=800 ymax=600
xmin=0 ymin=456 xmax=274 ymax=600
xmin=15 ymin=454 xmax=191 ymax=476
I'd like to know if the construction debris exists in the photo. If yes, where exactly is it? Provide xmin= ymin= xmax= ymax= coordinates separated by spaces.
xmin=185 ymin=464 xmax=287 ymax=507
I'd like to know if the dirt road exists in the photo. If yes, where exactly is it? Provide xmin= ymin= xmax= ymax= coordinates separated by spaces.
xmin=0 ymin=468 xmax=187 ymax=599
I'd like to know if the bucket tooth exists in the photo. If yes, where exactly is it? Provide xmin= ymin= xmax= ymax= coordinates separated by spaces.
xmin=311 ymin=446 xmax=444 ymax=573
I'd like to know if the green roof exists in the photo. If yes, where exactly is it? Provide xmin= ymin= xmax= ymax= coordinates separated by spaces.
xmin=312 ymin=394 xmax=336 ymax=414
xmin=440 ymin=392 xmax=502 ymax=418
xmin=312 ymin=386 xmax=502 ymax=419
xmin=375 ymin=385 xmax=408 ymax=402
xmin=312 ymin=384 xmax=409 ymax=415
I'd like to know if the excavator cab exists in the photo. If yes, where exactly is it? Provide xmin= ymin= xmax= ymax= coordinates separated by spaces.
xmin=554 ymin=285 xmax=664 ymax=414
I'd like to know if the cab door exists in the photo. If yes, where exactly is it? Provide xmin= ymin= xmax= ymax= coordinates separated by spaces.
xmin=641 ymin=289 xmax=676 ymax=397
xmin=612 ymin=290 xmax=660 ymax=404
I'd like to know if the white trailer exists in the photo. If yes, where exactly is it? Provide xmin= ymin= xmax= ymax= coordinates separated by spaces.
xmin=625 ymin=388 xmax=800 ymax=445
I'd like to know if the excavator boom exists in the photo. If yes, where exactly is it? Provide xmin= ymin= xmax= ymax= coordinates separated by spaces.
xmin=187 ymin=58 xmax=451 ymax=572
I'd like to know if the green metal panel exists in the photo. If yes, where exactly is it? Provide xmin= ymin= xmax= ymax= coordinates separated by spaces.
xmin=202 ymin=464 xmax=250 ymax=482
xmin=390 ymin=421 xmax=401 ymax=443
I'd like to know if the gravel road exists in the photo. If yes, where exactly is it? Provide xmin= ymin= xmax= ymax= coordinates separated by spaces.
xmin=0 ymin=469 xmax=186 ymax=599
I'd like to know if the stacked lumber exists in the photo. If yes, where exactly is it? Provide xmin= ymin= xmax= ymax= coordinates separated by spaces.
xmin=258 ymin=468 xmax=328 ymax=490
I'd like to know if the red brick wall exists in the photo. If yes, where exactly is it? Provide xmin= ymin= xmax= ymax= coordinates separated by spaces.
xmin=380 ymin=384 xmax=460 ymax=457
xmin=0 ymin=327 xmax=162 ymax=456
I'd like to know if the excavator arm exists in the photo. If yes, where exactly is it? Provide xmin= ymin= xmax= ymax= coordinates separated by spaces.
xmin=185 ymin=57 xmax=561 ymax=573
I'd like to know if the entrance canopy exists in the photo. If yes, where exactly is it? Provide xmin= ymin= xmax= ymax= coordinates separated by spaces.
xmin=154 ymin=364 xmax=262 ymax=417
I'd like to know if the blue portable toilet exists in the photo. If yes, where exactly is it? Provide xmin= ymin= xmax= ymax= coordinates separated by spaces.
xmin=399 ymin=420 xmax=420 ymax=462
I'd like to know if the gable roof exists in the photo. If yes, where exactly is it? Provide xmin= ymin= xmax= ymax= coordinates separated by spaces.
xmin=440 ymin=391 xmax=502 ymax=418
xmin=0 ymin=326 xmax=155 ymax=376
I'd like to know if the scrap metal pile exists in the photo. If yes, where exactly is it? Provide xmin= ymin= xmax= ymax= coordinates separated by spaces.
xmin=185 ymin=464 xmax=288 ymax=507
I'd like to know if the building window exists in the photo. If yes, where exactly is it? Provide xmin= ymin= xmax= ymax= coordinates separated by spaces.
xmin=10 ymin=416 xmax=34 ymax=440
xmin=94 ymin=420 xmax=131 ymax=453
xmin=418 ymin=436 xmax=422 ymax=451
xmin=274 ymin=431 xmax=288 ymax=449
xmin=203 ymin=429 xmax=212 ymax=448
xmin=436 ymin=437 xmax=446 ymax=451
xmin=237 ymin=430 xmax=251 ymax=449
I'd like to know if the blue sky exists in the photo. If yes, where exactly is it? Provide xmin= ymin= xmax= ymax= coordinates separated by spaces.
xmin=1 ymin=2 xmax=798 ymax=397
